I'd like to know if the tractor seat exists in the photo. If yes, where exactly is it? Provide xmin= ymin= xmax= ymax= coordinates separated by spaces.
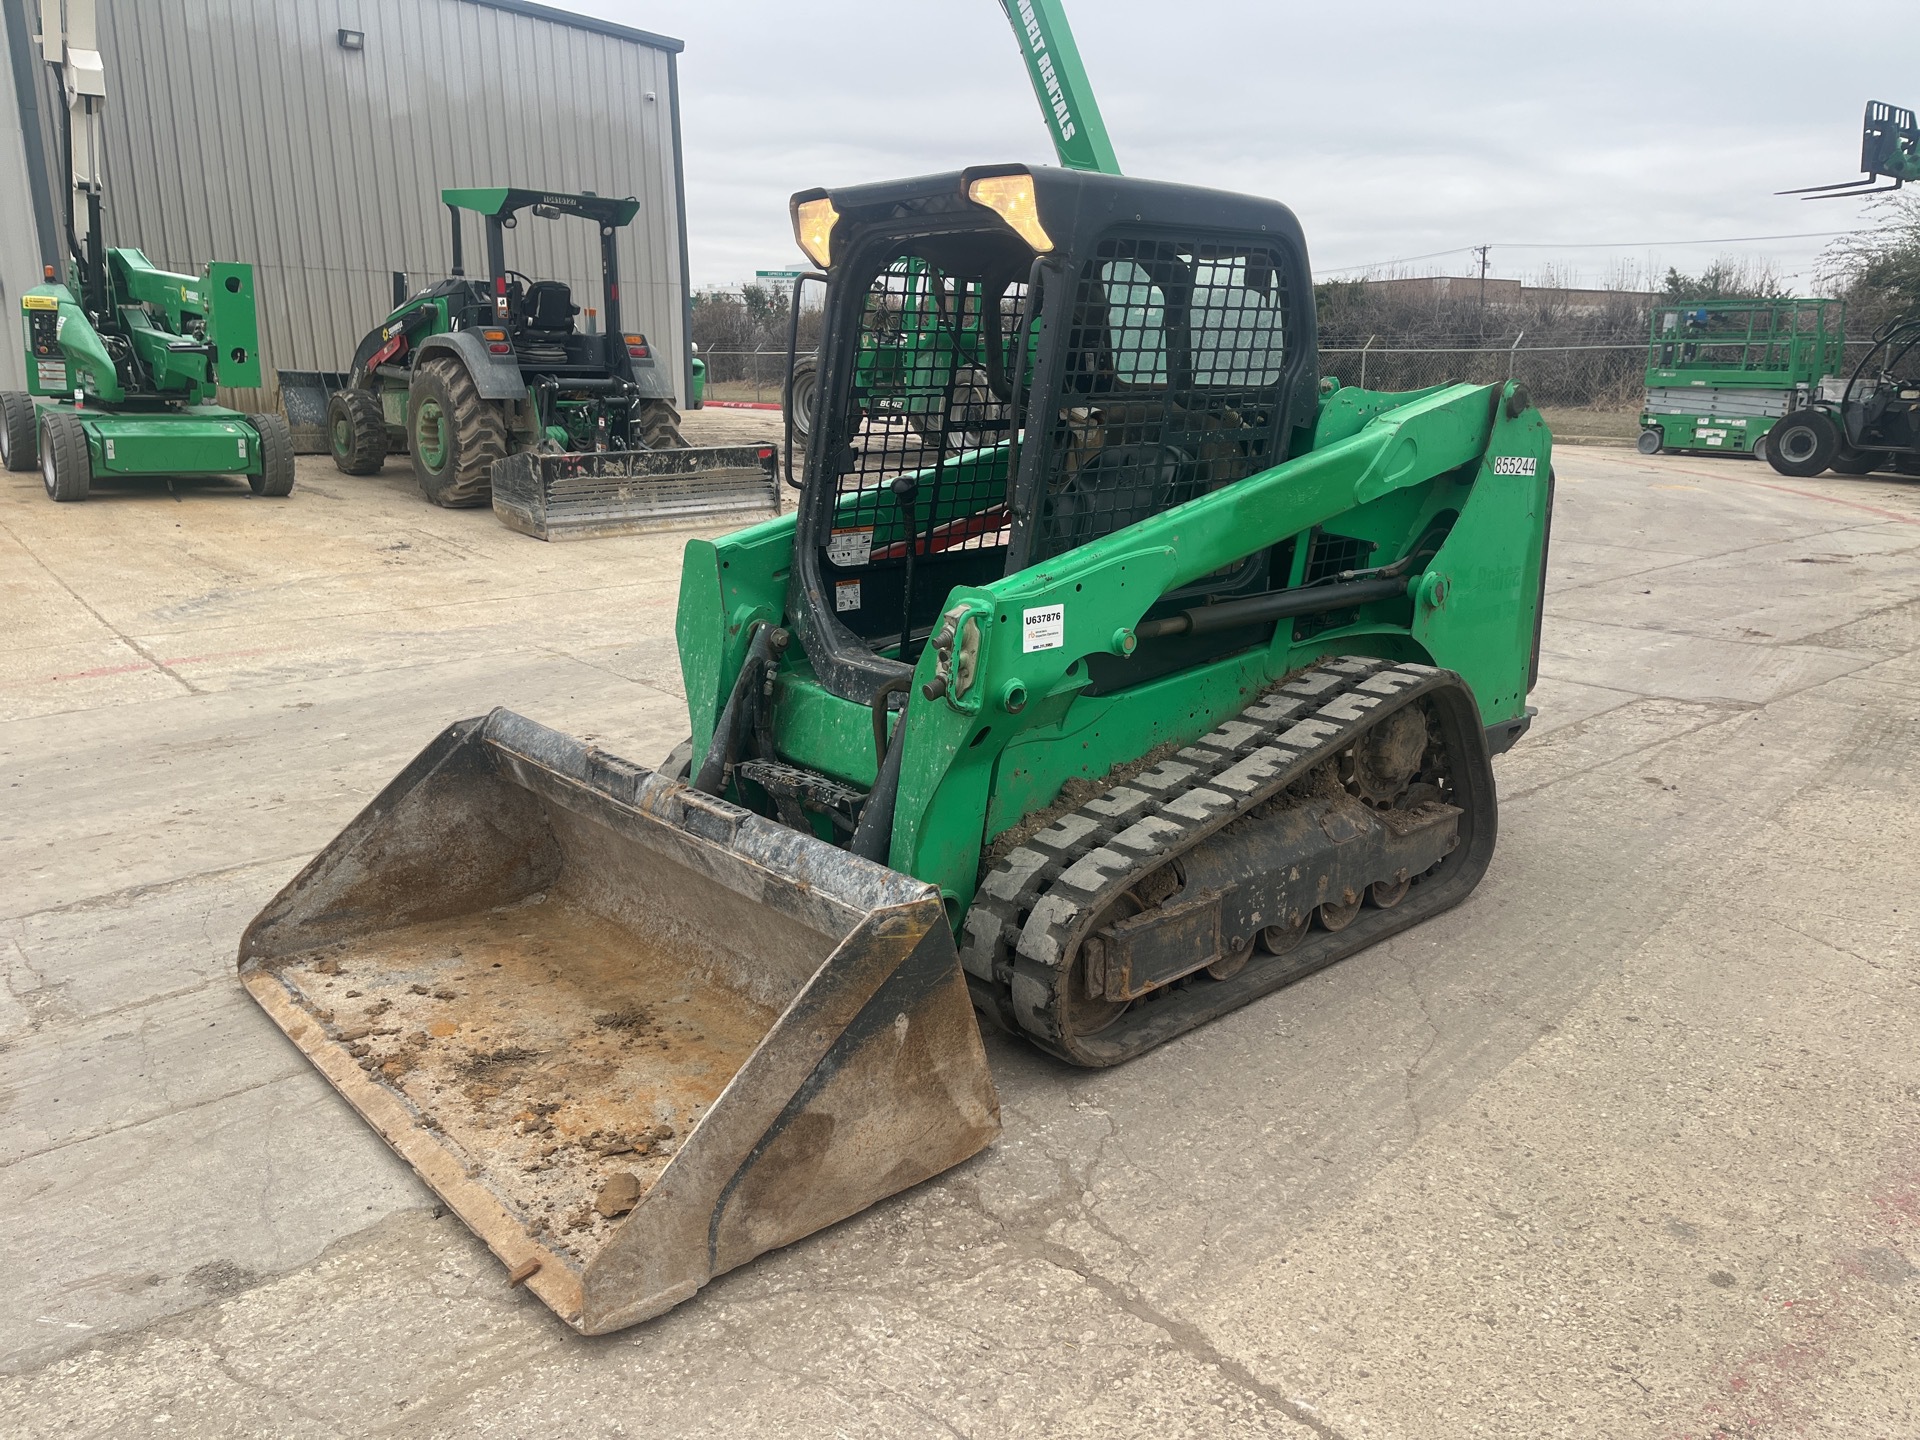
xmin=520 ymin=281 xmax=579 ymax=340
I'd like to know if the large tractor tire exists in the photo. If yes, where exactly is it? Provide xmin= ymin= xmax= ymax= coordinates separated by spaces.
xmin=327 ymin=389 xmax=387 ymax=475
xmin=0 ymin=392 xmax=37 ymax=472
xmin=1766 ymin=410 xmax=1839 ymax=478
xmin=636 ymin=398 xmax=688 ymax=449
xmin=1829 ymin=445 xmax=1886 ymax=476
xmin=39 ymin=411 xmax=90 ymax=502
xmin=409 ymin=357 xmax=506 ymax=507
xmin=247 ymin=413 xmax=296 ymax=497
xmin=786 ymin=354 xmax=818 ymax=440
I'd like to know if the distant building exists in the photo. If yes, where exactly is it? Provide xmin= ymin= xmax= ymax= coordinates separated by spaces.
xmin=1349 ymin=275 xmax=1652 ymax=315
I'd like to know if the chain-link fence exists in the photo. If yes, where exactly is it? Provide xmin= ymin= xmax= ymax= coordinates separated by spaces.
xmin=700 ymin=350 xmax=794 ymax=404
xmin=703 ymin=341 xmax=1888 ymax=412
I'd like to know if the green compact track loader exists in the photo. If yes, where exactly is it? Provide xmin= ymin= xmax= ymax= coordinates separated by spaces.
xmin=1 ymin=0 xmax=291 ymax=502
xmin=242 ymin=0 xmax=1553 ymax=1336
xmin=321 ymin=188 xmax=777 ymax=539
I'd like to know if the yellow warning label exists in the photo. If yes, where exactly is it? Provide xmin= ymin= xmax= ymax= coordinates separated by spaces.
xmin=21 ymin=295 xmax=57 ymax=310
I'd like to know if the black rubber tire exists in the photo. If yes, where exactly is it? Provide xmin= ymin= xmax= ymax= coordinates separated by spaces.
xmin=786 ymin=354 xmax=818 ymax=440
xmin=1766 ymin=410 xmax=1840 ymax=478
xmin=1830 ymin=446 xmax=1886 ymax=476
xmin=327 ymin=388 xmax=387 ymax=475
xmin=246 ymin=413 xmax=296 ymax=496
xmin=0 ymin=391 xmax=37 ymax=472
xmin=660 ymin=737 xmax=693 ymax=781
xmin=1636 ymin=427 xmax=1663 ymax=456
xmin=636 ymin=398 xmax=687 ymax=450
xmin=39 ymin=411 xmax=90 ymax=501
xmin=409 ymin=357 xmax=506 ymax=507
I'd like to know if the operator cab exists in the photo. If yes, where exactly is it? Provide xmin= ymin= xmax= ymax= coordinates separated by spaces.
xmin=785 ymin=166 xmax=1319 ymax=705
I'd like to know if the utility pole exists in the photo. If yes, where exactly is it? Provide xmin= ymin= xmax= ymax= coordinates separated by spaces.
xmin=1473 ymin=244 xmax=1492 ymax=335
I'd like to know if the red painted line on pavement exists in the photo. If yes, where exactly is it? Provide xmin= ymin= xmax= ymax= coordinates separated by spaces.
xmin=42 ymin=644 xmax=277 ymax=684
xmin=700 ymin=400 xmax=782 ymax=411
xmin=1614 ymin=453 xmax=1920 ymax=526
xmin=158 ymin=646 xmax=275 ymax=666
xmin=45 ymin=660 xmax=154 ymax=681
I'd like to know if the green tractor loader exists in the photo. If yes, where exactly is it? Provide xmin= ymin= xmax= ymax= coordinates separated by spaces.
xmin=323 ymin=188 xmax=777 ymax=539
xmin=240 ymin=0 xmax=1553 ymax=1335
xmin=1 ymin=0 xmax=291 ymax=502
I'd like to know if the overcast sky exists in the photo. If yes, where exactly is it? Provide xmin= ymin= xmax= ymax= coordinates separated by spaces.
xmin=567 ymin=0 xmax=1914 ymax=294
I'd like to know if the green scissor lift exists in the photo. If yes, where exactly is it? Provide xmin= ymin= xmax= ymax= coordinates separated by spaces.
xmin=1637 ymin=298 xmax=1845 ymax=460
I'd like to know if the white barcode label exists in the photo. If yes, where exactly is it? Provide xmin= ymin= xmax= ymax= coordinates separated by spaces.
xmin=1022 ymin=604 xmax=1064 ymax=653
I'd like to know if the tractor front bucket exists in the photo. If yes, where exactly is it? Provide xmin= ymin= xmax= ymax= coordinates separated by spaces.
xmin=490 ymin=444 xmax=782 ymax=540
xmin=238 ymin=710 xmax=998 ymax=1333
xmin=276 ymin=370 xmax=351 ymax=454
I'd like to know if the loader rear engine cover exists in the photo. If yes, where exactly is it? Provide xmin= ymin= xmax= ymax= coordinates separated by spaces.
xmin=246 ymin=160 xmax=1550 ymax=1332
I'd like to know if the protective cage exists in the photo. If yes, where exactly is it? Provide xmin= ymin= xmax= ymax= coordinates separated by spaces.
xmin=238 ymin=710 xmax=999 ymax=1332
xmin=1027 ymin=234 xmax=1292 ymax=563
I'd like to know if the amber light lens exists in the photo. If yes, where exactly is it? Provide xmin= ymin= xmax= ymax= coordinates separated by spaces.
xmin=966 ymin=173 xmax=1053 ymax=253
xmin=792 ymin=197 xmax=840 ymax=270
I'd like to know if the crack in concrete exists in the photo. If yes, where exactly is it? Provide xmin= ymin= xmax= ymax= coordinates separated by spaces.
xmin=944 ymin=1177 xmax=1351 ymax=1440
xmin=0 ymin=516 xmax=205 ymax=697
xmin=0 ymin=1070 xmax=302 ymax=1171
xmin=0 ymin=851 xmax=308 ymax=924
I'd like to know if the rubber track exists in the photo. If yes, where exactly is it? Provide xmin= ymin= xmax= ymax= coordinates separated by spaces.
xmin=960 ymin=656 xmax=1466 ymax=1063
xmin=423 ymin=357 xmax=507 ymax=505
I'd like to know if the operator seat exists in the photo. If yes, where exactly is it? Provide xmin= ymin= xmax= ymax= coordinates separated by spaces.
xmin=520 ymin=281 xmax=579 ymax=341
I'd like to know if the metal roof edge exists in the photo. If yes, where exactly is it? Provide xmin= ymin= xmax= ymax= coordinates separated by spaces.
xmin=457 ymin=0 xmax=684 ymax=53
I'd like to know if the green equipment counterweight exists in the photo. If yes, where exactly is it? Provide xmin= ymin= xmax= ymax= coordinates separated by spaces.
xmin=0 ymin=0 xmax=292 ymax=501
xmin=244 ymin=0 xmax=1554 ymax=1336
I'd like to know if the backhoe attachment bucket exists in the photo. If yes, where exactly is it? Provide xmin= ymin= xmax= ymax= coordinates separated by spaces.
xmin=490 ymin=445 xmax=781 ymax=540
xmin=238 ymin=711 xmax=999 ymax=1333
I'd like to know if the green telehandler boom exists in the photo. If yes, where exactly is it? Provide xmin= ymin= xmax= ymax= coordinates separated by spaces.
xmin=784 ymin=0 xmax=1119 ymax=441
xmin=0 ymin=0 xmax=293 ymax=501
xmin=242 ymin=0 xmax=1554 ymax=1335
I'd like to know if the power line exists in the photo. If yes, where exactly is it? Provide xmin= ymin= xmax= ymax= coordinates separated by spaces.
xmin=1318 ymin=229 xmax=1858 ymax=278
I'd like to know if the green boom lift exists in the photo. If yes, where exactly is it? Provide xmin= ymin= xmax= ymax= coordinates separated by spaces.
xmin=242 ymin=0 xmax=1554 ymax=1334
xmin=0 ymin=0 xmax=292 ymax=502
xmin=1764 ymin=102 xmax=1920 ymax=478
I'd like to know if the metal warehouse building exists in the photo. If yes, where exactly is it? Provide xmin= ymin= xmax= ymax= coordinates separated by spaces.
xmin=2 ymin=0 xmax=692 ymax=413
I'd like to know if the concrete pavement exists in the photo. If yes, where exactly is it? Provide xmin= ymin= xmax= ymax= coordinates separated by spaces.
xmin=1 ymin=427 xmax=1916 ymax=1438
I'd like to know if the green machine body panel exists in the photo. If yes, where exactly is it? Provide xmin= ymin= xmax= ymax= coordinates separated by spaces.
xmin=678 ymin=375 xmax=1550 ymax=918
xmin=75 ymin=406 xmax=263 ymax=477
xmin=1640 ymin=297 xmax=1845 ymax=457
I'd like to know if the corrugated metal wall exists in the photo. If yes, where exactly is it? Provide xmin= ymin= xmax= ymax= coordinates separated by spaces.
xmin=0 ymin=2 xmax=47 ymax=392
xmin=11 ymin=0 xmax=688 ymax=412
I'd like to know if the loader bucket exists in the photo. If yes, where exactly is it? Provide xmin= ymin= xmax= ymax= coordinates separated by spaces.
xmin=490 ymin=445 xmax=781 ymax=540
xmin=237 ymin=710 xmax=998 ymax=1333
xmin=276 ymin=369 xmax=352 ymax=454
